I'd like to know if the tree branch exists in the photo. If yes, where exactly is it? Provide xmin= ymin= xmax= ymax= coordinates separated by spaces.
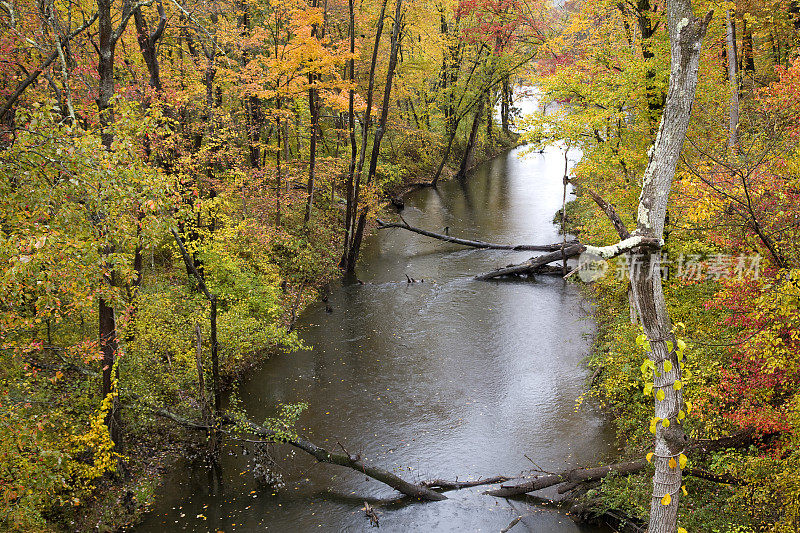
xmin=376 ymin=217 xmax=577 ymax=251
xmin=486 ymin=428 xmax=757 ymax=498
xmin=585 ymin=188 xmax=631 ymax=239
xmin=0 ymin=13 xmax=98 ymax=123
xmin=144 ymin=401 xmax=447 ymax=501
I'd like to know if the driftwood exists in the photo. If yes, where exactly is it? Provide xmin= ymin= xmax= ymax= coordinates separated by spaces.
xmin=362 ymin=501 xmax=380 ymax=527
xmin=375 ymin=217 xmax=576 ymax=252
xmin=486 ymin=428 xmax=758 ymax=498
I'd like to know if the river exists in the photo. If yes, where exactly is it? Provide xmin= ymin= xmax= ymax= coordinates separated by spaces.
xmin=136 ymin=98 xmax=615 ymax=532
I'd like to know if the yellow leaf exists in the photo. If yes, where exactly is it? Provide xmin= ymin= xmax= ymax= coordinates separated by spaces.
xmin=646 ymin=453 xmax=654 ymax=463
xmin=678 ymin=528 xmax=688 ymax=533
xmin=669 ymin=458 xmax=677 ymax=469
xmin=663 ymin=360 xmax=673 ymax=372
xmin=679 ymin=454 xmax=688 ymax=469
xmin=656 ymin=389 xmax=665 ymax=401
xmin=663 ymin=418 xmax=670 ymax=428
xmin=661 ymin=493 xmax=671 ymax=505
xmin=681 ymin=485 xmax=688 ymax=496
xmin=673 ymin=380 xmax=683 ymax=391
xmin=678 ymin=410 xmax=686 ymax=420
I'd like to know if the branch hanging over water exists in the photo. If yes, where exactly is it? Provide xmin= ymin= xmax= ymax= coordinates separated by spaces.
xmin=375 ymin=217 xmax=576 ymax=251
xmin=585 ymin=188 xmax=631 ymax=240
xmin=145 ymin=403 xmax=447 ymax=501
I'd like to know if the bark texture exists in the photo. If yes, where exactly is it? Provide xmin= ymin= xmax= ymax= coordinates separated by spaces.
xmin=630 ymin=2 xmax=711 ymax=531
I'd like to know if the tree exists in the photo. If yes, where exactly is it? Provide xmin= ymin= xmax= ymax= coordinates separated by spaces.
xmin=624 ymin=1 xmax=711 ymax=530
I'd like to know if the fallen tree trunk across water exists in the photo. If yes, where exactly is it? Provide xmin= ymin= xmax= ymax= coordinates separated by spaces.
xmin=486 ymin=428 xmax=757 ymax=498
xmin=148 ymin=403 xmax=446 ymax=501
xmin=373 ymin=217 xmax=659 ymax=281
xmin=475 ymin=244 xmax=586 ymax=280
xmin=150 ymin=396 xmax=756 ymax=504
xmin=375 ymin=217 xmax=577 ymax=251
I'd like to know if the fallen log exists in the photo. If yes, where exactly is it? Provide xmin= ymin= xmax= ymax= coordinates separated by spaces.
xmin=487 ymin=460 xmax=643 ymax=498
xmin=420 ymin=475 xmax=513 ymax=490
xmin=475 ymin=244 xmax=586 ymax=280
xmin=376 ymin=217 xmax=576 ymax=252
xmin=146 ymin=402 xmax=447 ymax=501
xmin=486 ymin=428 xmax=758 ymax=498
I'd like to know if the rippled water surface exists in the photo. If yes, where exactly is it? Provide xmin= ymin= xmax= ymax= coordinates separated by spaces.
xmin=136 ymin=100 xmax=614 ymax=533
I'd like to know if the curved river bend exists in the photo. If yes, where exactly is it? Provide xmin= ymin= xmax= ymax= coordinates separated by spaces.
xmin=137 ymin=100 xmax=614 ymax=532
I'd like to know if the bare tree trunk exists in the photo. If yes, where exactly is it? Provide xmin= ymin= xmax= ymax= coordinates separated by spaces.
xmin=172 ymin=229 xmax=220 ymax=412
xmin=304 ymin=0 xmax=321 ymax=224
xmin=96 ymin=0 xmax=139 ymax=445
xmin=342 ymin=0 xmax=389 ymax=273
xmin=346 ymin=0 xmax=402 ymax=273
xmin=341 ymin=0 xmax=357 ymax=269
xmin=560 ymin=149 xmax=569 ymax=275
xmin=629 ymin=3 xmax=711 ymax=531
xmin=637 ymin=0 xmax=665 ymax=132
xmin=275 ymin=101 xmax=282 ymax=226
xmin=501 ymin=75 xmax=510 ymax=133
xmin=455 ymin=94 xmax=484 ymax=179
xmin=725 ymin=9 xmax=739 ymax=150
xmin=739 ymin=14 xmax=755 ymax=74
xmin=133 ymin=0 xmax=166 ymax=92
xmin=98 ymin=0 xmax=119 ymax=436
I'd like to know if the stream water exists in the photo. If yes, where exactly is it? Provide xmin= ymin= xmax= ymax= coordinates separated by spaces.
xmin=136 ymin=99 xmax=615 ymax=532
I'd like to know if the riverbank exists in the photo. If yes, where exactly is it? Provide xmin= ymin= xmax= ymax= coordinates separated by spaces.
xmin=565 ymin=185 xmax=768 ymax=532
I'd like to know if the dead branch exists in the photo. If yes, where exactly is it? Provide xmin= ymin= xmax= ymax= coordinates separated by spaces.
xmin=585 ymin=188 xmax=631 ymax=239
xmin=362 ymin=501 xmax=380 ymax=527
xmin=475 ymin=244 xmax=586 ymax=280
xmin=376 ymin=217 xmax=576 ymax=251
xmin=486 ymin=428 xmax=758 ymax=498
xmin=420 ymin=475 xmax=513 ymax=490
xmin=144 ymin=401 xmax=447 ymax=501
